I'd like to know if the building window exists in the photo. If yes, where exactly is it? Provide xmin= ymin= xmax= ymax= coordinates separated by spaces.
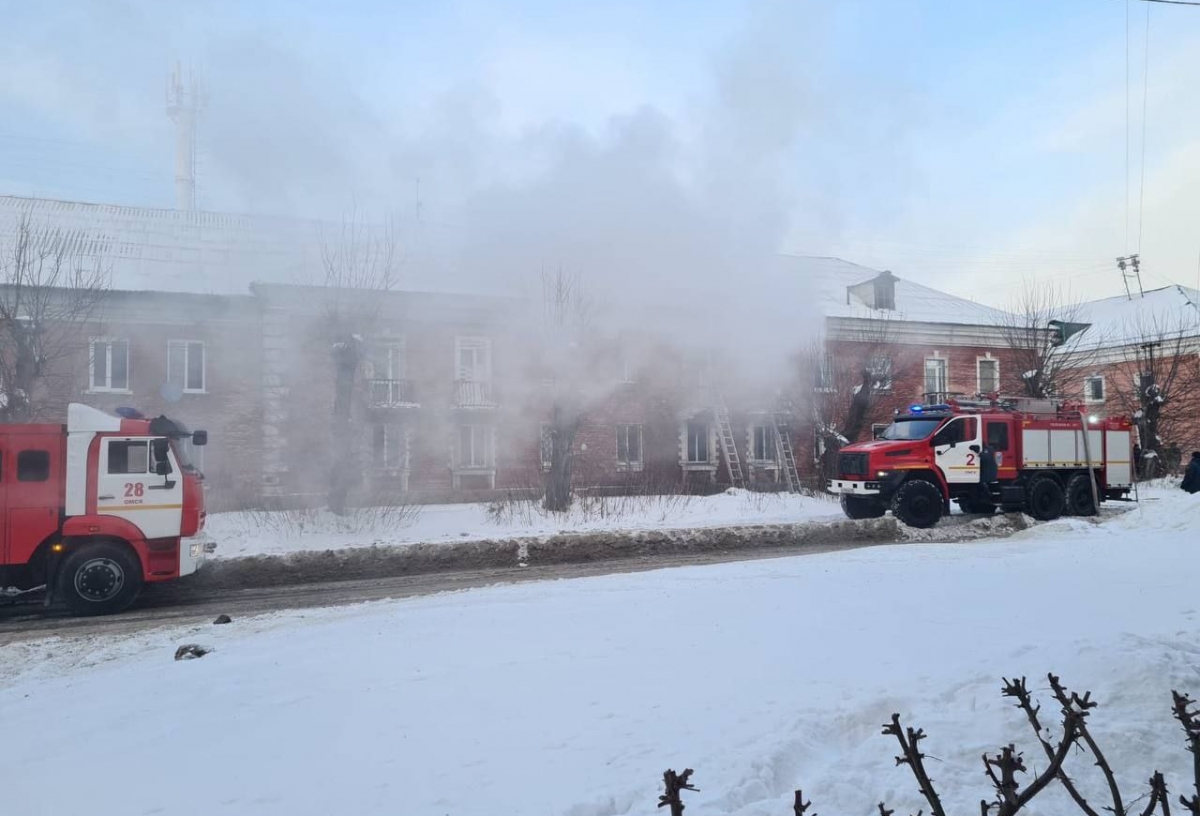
xmin=977 ymin=357 xmax=999 ymax=394
xmin=455 ymin=336 xmax=491 ymax=382
xmin=814 ymin=353 xmax=834 ymax=391
xmin=372 ymin=425 xmax=407 ymax=470
xmin=90 ymin=339 xmax=130 ymax=392
xmin=370 ymin=341 xmax=406 ymax=381
xmin=616 ymin=423 xmax=643 ymax=467
xmin=869 ymin=355 xmax=893 ymax=391
xmin=751 ymin=424 xmax=776 ymax=462
xmin=540 ymin=422 xmax=554 ymax=469
xmin=923 ymin=357 xmax=947 ymax=397
xmin=457 ymin=424 xmax=494 ymax=469
xmin=621 ymin=355 xmax=637 ymax=384
xmin=1085 ymin=375 xmax=1106 ymax=403
xmin=686 ymin=420 xmax=709 ymax=463
xmin=167 ymin=340 xmax=205 ymax=393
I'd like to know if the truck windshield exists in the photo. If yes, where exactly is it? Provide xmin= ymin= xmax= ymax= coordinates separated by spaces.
xmin=879 ymin=418 xmax=943 ymax=440
xmin=170 ymin=437 xmax=200 ymax=474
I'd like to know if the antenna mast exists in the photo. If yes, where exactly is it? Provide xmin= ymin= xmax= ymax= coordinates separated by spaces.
xmin=166 ymin=63 xmax=206 ymax=211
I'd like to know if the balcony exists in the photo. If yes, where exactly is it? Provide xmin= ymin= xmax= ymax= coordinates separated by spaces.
xmin=452 ymin=379 xmax=498 ymax=410
xmin=368 ymin=379 xmax=419 ymax=408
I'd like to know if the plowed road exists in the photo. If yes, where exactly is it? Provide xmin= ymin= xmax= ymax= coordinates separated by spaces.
xmin=0 ymin=539 xmax=881 ymax=645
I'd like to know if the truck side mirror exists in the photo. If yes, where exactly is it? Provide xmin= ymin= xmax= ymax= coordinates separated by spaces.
xmin=151 ymin=438 xmax=172 ymax=476
xmin=970 ymin=444 xmax=981 ymax=453
xmin=193 ymin=430 xmax=208 ymax=447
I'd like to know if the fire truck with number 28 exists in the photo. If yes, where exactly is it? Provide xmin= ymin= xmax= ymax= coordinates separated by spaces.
xmin=0 ymin=403 xmax=211 ymax=616
xmin=827 ymin=395 xmax=1134 ymax=528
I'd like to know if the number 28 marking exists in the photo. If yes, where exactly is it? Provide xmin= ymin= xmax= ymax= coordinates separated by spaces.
xmin=124 ymin=482 xmax=145 ymax=498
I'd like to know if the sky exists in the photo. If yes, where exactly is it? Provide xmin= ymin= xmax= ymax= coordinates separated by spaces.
xmin=1 ymin=0 xmax=1199 ymax=309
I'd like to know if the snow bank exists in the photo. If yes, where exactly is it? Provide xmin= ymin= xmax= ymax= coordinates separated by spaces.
xmin=204 ymin=489 xmax=842 ymax=558
xmin=3 ymin=486 xmax=1199 ymax=816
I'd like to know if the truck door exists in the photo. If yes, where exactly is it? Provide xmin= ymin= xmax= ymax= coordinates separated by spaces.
xmin=96 ymin=437 xmax=183 ymax=540
xmin=933 ymin=416 xmax=982 ymax=484
xmin=6 ymin=435 xmax=64 ymax=567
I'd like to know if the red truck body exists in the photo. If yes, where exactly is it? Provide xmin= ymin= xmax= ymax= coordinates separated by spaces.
xmin=827 ymin=396 xmax=1133 ymax=527
xmin=0 ymin=404 xmax=209 ymax=615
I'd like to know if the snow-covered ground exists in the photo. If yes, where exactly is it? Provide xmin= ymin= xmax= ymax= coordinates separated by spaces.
xmin=3 ymin=485 xmax=1198 ymax=816
xmin=205 ymin=489 xmax=843 ymax=558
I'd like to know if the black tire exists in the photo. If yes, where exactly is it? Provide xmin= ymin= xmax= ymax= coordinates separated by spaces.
xmin=58 ymin=541 xmax=143 ymax=617
xmin=957 ymin=496 xmax=998 ymax=515
xmin=1065 ymin=472 xmax=1098 ymax=516
xmin=891 ymin=479 xmax=944 ymax=528
xmin=840 ymin=494 xmax=887 ymax=520
xmin=1025 ymin=475 xmax=1066 ymax=521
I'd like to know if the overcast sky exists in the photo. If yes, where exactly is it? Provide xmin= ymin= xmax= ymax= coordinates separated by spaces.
xmin=2 ymin=0 xmax=1198 ymax=308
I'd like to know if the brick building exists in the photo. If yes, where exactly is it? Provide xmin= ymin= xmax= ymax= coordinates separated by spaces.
xmin=1 ymin=195 xmax=1032 ymax=505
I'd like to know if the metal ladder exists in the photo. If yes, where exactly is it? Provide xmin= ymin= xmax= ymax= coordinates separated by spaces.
xmin=712 ymin=395 xmax=745 ymax=489
xmin=773 ymin=412 xmax=801 ymax=493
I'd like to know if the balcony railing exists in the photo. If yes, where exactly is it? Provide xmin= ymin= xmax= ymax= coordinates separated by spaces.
xmin=452 ymin=379 xmax=498 ymax=409
xmin=369 ymin=379 xmax=418 ymax=408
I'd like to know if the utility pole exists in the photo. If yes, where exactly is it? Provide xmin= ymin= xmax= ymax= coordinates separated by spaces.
xmin=1117 ymin=254 xmax=1144 ymax=300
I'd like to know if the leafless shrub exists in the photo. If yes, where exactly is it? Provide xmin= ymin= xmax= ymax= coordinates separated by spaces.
xmin=655 ymin=675 xmax=1200 ymax=816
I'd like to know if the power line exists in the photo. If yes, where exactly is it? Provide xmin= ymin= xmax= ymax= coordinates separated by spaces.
xmin=1119 ymin=0 xmax=1200 ymax=6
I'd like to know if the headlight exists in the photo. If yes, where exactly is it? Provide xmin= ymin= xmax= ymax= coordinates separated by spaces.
xmin=876 ymin=470 xmax=889 ymax=478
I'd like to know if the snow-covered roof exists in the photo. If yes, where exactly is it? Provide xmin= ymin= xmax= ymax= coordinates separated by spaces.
xmin=1073 ymin=285 xmax=1200 ymax=348
xmin=774 ymin=255 xmax=1013 ymax=325
xmin=0 ymin=195 xmax=323 ymax=295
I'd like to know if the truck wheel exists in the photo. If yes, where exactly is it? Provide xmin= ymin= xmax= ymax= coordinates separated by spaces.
xmin=1025 ymin=475 xmax=1065 ymax=521
xmin=891 ymin=479 xmax=943 ymax=528
xmin=1065 ymin=472 xmax=1097 ymax=516
xmin=58 ymin=541 xmax=143 ymax=617
xmin=840 ymin=495 xmax=886 ymax=520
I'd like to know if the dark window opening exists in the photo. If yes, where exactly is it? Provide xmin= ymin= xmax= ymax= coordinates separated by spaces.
xmin=986 ymin=422 xmax=1010 ymax=451
xmin=17 ymin=450 xmax=50 ymax=482
xmin=109 ymin=441 xmax=149 ymax=474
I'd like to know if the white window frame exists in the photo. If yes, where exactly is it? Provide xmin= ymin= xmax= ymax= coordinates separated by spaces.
xmin=814 ymin=353 xmax=835 ymax=392
xmin=373 ymin=424 xmax=409 ymax=471
xmin=976 ymin=355 xmax=1000 ymax=395
xmin=685 ymin=420 xmax=711 ymax=464
xmin=539 ymin=422 xmax=553 ymax=470
xmin=88 ymin=338 xmax=131 ymax=393
xmin=457 ymin=423 xmax=495 ymax=469
xmin=369 ymin=338 xmax=407 ymax=381
xmin=454 ymin=336 xmax=492 ymax=382
xmin=1085 ymin=375 xmax=1106 ymax=403
xmin=923 ymin=356 xmax=947 ymax=396
xmin=749 ymin=423 xmax=777 ymax=463
xmin=167 ymin=339 xmax=206 ymax=394
xmin=869 ymin=355 xmax=893 ymax=392
xmin=616 ymin=423 xmax=643 ymax=469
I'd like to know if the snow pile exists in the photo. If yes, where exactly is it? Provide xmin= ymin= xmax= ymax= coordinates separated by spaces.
xmin=204 ymin=489 xmax=841 ymax=558
xmin=3 ymin=486 xmax=1199 ymax=816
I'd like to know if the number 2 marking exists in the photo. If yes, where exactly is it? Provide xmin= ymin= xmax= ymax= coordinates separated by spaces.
xmin=966 ymin=454 xmax=977 ymax=466
xmin=124 ymin=482 xmax=145 ymax=498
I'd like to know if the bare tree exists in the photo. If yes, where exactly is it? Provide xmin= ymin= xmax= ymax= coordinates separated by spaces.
xmin=1107 ymin=314 xmax=1200 ymax=477
xmin=997 ymin=281 xmax=1099 ymax=399
xmin=797 ymin=319 xmax=900 ymax=484
xmin=319 ymin=213 xmax=399 ymax=514
xmin=539 ymin=269 xmax=591 ymax=513
xmin=0 ymin=213 xmax=109 ymax=422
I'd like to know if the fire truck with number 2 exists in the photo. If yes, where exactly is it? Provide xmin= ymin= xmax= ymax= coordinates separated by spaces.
xmin=827 ymin=396 xmax=1134 ymax=527
xmin=0 ymin=403 xmax=211 ymax=616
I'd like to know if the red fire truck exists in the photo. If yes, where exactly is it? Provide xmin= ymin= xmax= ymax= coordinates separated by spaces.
xmin=827 ymin=396 xmax=1134 ymax=528
xmin=0 ymin=403 xmax=211 ymax=615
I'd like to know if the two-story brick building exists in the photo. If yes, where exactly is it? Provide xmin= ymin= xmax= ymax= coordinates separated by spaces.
xmin=1 ymin=194 xmax=1032 ymax=506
